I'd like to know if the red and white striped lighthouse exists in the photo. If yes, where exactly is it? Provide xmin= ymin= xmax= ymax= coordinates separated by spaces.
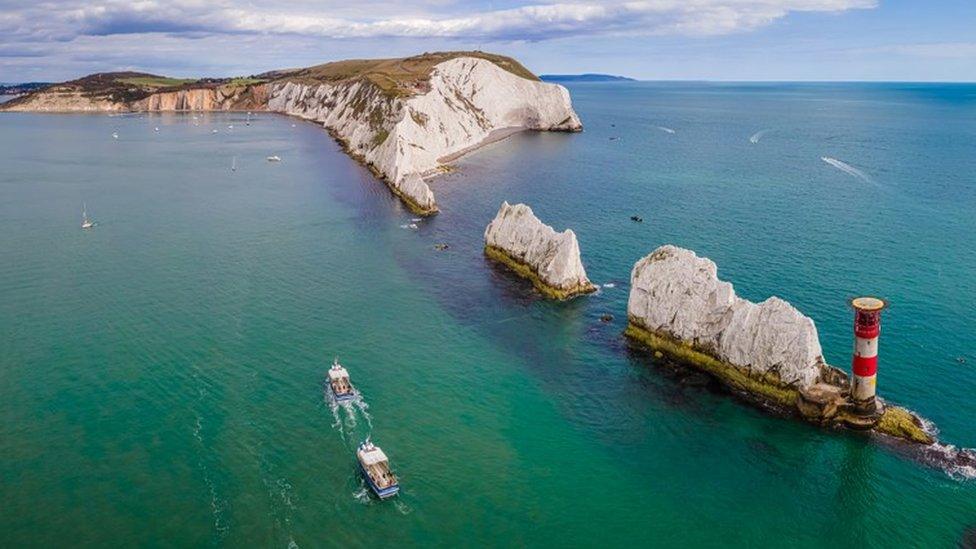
xmin=850 ymin=296 xmax=886 ymax=408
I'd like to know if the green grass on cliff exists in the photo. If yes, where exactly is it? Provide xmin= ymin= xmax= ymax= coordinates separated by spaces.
xmin=6 ymin=51 xmax=540 ymax=106
xmin=283 ymin=51 xmax=540 ymax=97
xmin=116 ymin=76 xmax=198 ymax=88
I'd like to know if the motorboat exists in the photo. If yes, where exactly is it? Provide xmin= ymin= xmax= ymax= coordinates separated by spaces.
xmin=328 ymin=357 xmax=355 ymax=402
xmin=357 ymin=439 xmax=399 ymax=499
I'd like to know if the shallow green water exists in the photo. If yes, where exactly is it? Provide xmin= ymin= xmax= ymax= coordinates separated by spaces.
xmin=1 ymin=84 xmax=975 ymax=547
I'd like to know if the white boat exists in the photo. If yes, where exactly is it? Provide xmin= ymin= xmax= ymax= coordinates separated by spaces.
xmin=154 ymin=126 xmax=159 ymax=132
xmin=357 ymin=439 xmax=399 ymax=499
xmin=112 ymin=131 xmax=118 ymax=139
xmin=267 ymin=155 xmax=281 ymax=162
xmin=231 ymin=156 xmax=237 ymax=172
xmin=328 ymin=357 xmax=355 ymax=402
xmin=212 ymin=129 xmax=219 ymax=134
xmin=81 ymin=202 xmax=94 ymax=229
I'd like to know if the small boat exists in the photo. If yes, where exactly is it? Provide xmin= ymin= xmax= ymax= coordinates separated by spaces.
xmin=112 ymin=131 xmax=118 ymax=139
xmin=630 ymin=215 xmax=643 ymax=223
xmin=212 ymin=129 xmax=219 ymax=134
xmin=357 ymin=439 xmax=399 ymax=499
xmin=81 ymin=202 xmax=94 ymax=229
xmin=328 ymin=357 xmax=355 ymax=402
xmin=231 ymin=156 xmax=237 ymax=172
xmin=267 ymin=155 xmax=281 ymax=162
xmin=154 ymin=127 xmax=159 ymax=132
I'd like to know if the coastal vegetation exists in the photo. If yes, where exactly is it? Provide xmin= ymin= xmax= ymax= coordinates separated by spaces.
xmin=284 ymin=51 xmax=539 ymax=98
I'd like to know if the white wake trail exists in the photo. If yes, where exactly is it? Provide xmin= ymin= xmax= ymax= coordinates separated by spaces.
xmin=749 ymin=129 xmax=769 ymax=144
xmin=821 ymin=157 xmax=873 ymax=183
xmin=654 ymin=126 xmax=676 ymax=134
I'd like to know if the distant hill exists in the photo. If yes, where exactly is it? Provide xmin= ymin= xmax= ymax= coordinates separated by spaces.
xmin=0 ymin=82 xmax=51 ymax=95
xmin=539 ymin=74 xmax=635 ymax=83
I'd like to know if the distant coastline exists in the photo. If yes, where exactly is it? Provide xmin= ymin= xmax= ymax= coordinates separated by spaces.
xmin=0 ymin=82 xmax=50 ymax=95
xmin=539 ymin=74 xmax=636 ymax=83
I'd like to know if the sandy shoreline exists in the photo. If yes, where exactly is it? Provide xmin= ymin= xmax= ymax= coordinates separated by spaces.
xmin=436 ymin=126 xmax=525 ymax=165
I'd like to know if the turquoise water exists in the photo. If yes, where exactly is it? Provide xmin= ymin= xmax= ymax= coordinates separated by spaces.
xmin=1 ymin=83 xmax=975 ymax=547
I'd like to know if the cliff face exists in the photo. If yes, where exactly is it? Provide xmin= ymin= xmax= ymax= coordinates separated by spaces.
xmin=267 ymin=57 xmax=581 ymax=215
xmin=484 ymin=201 xmax=595 ymax=299
xmin=1 ymin=83 xmax=268 ymax=112
xmin=1 ymin=92 xmax=122 ymax=112
xmin=135 ymin=84 xmax=269 ymax=111
xmin=628 ymin=245 xmax=827 ymax=389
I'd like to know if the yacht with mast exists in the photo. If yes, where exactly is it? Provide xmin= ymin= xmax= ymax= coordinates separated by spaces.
xmin=81 ymin=203 xmax=94 ymax=229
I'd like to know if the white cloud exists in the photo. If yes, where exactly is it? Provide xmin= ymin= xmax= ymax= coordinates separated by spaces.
xmin=1 ymin=0 xmax=878 ymax=43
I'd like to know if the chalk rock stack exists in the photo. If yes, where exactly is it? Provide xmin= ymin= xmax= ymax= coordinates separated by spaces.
xmin=484 ymin=202 xmax=596 ymax=299
xmin=627 ymin=245 xmax=830 ymax=390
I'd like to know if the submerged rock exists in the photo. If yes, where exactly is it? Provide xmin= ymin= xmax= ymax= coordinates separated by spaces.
xmin=625 ymin=244 xmax=934 ymax=445
xmin=484 ymin=202 xmax=596 ymax=300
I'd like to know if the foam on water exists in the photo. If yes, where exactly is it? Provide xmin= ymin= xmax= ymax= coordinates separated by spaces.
xmin=821 ymin=156 xmax=874 ymax=183
xmin=749 ymin=129 xmax=769 ymax=143
xmin=654 ymin=126 xmax=676 ymax=134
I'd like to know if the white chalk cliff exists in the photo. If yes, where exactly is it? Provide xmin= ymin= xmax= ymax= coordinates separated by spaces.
xmin=267 ymin=57 xmax=581 ymax=214
xmin=627 ymin=245 xmax=828 ymax=389
xmin=484 ymin=201 xmax=595 ymax=298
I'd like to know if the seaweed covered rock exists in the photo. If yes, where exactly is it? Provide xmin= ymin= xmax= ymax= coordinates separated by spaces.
xmin=484 ymin=202 xmax=595 ymax=299
xmin=627 ymin=245 xmax=829 ymax=390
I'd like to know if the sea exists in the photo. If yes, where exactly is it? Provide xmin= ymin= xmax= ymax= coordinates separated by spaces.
xmin=1 ymin=83 xmax=974 ymax=547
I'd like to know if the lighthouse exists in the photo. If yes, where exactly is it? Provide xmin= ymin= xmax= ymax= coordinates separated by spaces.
xmin=850 ymin=297 xmax=886 ymax=413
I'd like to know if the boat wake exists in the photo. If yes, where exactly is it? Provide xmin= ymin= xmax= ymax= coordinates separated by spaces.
xmin=654 ymin=126 xmax=676 ymax=134
xmin=749 ymin=129 xmax=769 ymax=144
xmin=190 ymin=413 xmax=230 ymax=541
xmin=393 ymin=498 xmax=412 ymax=515
xmin=821 ymin=157 xmax=873 ymax=184
xmin=325 ymin=388 xmax=373 ymax=442
xmin=352 ymin=484 xmax=372 ymax=505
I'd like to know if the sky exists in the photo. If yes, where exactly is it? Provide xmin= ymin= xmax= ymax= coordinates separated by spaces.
xmin=1 ymin=0 xmax=974 ymax=82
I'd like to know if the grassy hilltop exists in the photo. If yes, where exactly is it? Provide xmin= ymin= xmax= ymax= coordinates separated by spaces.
xmin=3 ymin=52 xmax=540 ymax=108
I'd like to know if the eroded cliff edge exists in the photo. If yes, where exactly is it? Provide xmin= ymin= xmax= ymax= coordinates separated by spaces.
xmin=266 ymin=56 xmax=581 ymax=215
xmin=484 ymin=202 xmax=595 ymax=300
xmin=625 ymin=245 xmax=933 ymax=445
xmin=1 ymin=53 xmax=582 ymax=216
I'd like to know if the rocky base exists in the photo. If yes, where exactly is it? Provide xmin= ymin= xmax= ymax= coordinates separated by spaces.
xmin=485 ymin=245 xmax=596 ymax=300
xmin=625 ymin=320 xmax=934 ymax=445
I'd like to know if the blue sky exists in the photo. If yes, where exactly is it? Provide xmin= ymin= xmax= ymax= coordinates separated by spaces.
xmin=1 ymin=0 xmax=973 ymax=82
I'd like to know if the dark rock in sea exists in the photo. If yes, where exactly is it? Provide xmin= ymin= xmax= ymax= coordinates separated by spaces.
xmin=960 ymin=525 xmax=976 ymax=548
xmin=600 ymin=313 xmax=614 ymax=323
xmin=434 ymin=243 xmax=449 ymax=251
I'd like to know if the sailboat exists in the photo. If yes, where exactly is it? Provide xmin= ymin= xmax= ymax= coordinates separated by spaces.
xmin=81 ymin=203 xmax=94 ymax=229
xmin=231 ymin=156 xmax=237 ymax=172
